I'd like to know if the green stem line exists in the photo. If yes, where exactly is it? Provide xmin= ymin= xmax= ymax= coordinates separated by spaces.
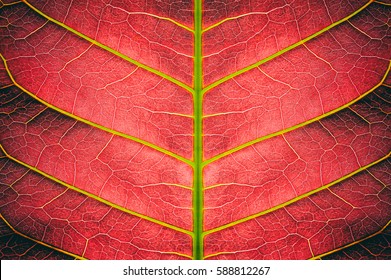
xmin=22 ymin=0 xmax=194 ymax=95
xmin=192 ymin=0 xmax=203 ymax=260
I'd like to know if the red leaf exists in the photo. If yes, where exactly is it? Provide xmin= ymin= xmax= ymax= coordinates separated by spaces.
xmin=0 ymin=0 xmax=390 ymax=259
xmin=0 ymin=218 xmax=75 ymax=259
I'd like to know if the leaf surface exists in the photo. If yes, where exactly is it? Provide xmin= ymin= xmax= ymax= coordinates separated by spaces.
xmin=0 ymin=0 xmax=390 ymax=259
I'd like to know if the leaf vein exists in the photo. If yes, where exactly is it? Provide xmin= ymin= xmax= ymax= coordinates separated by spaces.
xmin=204 ymin=153 xmax=390 ymax=235
xmin=202 ymin=0 xmax=374 ymax=93
xmin=0 ymin=214 xmax=86 ymax=260
xmin=22 ymin=0 xmax=194 ymax=94
xmin=203 ymin=62 xmax=390 ymax=166
xmin=0 ymin=145 xmax=193 ymax=236
xmin=0 ymin=54 xmax=193 ymax=166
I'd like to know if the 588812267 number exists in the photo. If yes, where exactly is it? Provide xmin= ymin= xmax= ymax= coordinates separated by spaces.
xmin=216 ymin=267 xmax=270 ymax=276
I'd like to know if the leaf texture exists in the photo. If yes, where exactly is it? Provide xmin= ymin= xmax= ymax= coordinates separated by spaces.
xmin=0 ymin=0 xmax=390 ymax=260
xmin=0 ymin=219 xmax=75 ymax=259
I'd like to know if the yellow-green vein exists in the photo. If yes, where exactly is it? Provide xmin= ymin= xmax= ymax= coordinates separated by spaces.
xmin=22 ymin=0 xmax=194 ymax=94
xmin=202 ymin=11 xmax=270 ymax=33
xmin=160 ymin=252 xmax=193 ymax=259
xmin=0 ymin=1 xmax=22 ymax=6
xmin=0 ymin=145 xmax=192 ymax=236
xmin=203 ymin=62 xmax=390 ymax=166
xmin=118 ymin=11 xmax=194 ymax=33
xmin=203 ymin=152 xmax=390 ymax=236
xmin=374 ymin=1 xmax=391 ymax=5
xmin=204 ymin=219 xmax=391 ymax=259
xmin=311 ymin=219 xmax=391 ymax=260
xmin=0 ymin=54 xmax=193 ymax=166
xmin=201 ymin=0 xmax=374 ymax=94
xmin=0 ymin=214 xmax=86 ymax=260
xmin=0 ymin=84 xmax=13 ymax=90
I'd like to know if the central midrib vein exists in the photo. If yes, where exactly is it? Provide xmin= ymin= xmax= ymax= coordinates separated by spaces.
xmin=193 ymin=0 xmax=203 ymax=260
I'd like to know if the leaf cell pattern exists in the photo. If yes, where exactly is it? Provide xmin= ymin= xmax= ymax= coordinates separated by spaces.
xmin=0 ymin=0 xmax=390 ymax=260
